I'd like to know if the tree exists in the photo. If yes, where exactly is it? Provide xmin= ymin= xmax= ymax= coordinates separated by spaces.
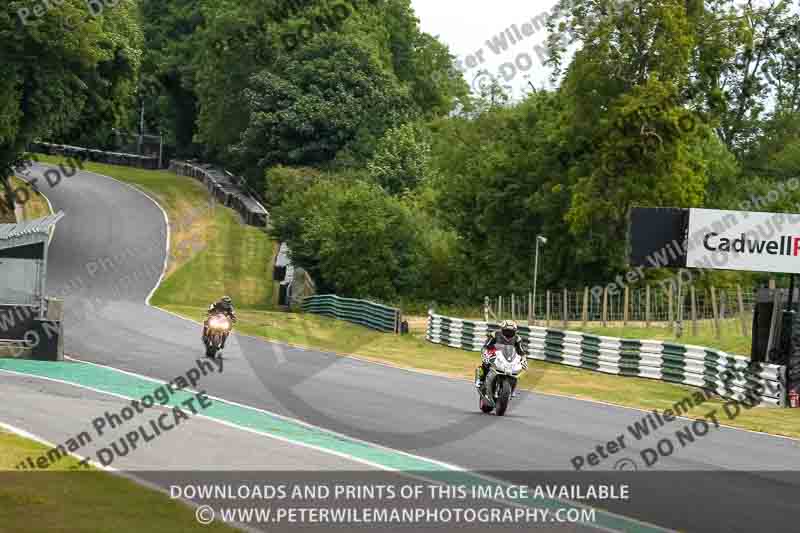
xmin=366 ymin=122 xmax=436 ymax=195
xmin=743 ymin=110 xmax=800 ymax=179
xmin=263 ymin=164 xmax=324 ymax=209
xmin=546 ymin=0 xmax=800 ymax=157
xmin=378 ymin=0 xmax=470 ymax=117
xmin=192 ymin=0 xmax=281 ymax=164
xmin=0 ymin=1 xmax=142 ymax=217
xmin=428 ymin=91 xmax=571 ymax=294
xmin=271 ymin=179 xmax=422 ymax=300
xmin=234 ymin=32 xmax=414 ymax=177
xmin=139 ymin=0 xmax=205 ymax=155
xmin=190 ymin=0 xmax=466 ymax=173
xmin=700 ymin=0 xmax=799 ymax=154
xmin=51 ymin=2 xmax=143 ymax=148
xmin=539 ymin=0 xmax=719 ymax=278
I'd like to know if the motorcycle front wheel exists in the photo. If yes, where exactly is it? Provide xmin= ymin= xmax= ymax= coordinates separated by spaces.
xmin=495 ymin=379 xmax=512 ymax=416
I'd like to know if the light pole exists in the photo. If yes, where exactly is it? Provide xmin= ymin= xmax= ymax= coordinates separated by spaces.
xmin=137 ymin=96 xmax=145 ymax=155
xmin=532 ymin=235 xmax=547 ymax=325
xmin=158 ymin=132 xmax=164 ymax=169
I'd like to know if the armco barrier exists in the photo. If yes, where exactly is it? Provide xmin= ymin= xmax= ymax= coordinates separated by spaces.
xmin=427 ymin=312 xmax=788 ymax=407
xmin=790 ymin=356 xmax=800 ymax=392
xmin=171 ymin=161 xmax=269 ymax=228
xmin=302 ymin=295 xmax=400 ymax=333
xmin=33 ymin=142 xmax=159 ymax=169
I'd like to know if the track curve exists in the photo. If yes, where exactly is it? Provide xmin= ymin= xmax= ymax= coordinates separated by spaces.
xmin=19 ymin=163 xmax=800 ymax=532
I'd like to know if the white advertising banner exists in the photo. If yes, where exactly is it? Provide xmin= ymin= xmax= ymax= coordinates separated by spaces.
xmin=686 ymin=208 xmax=800 ymax=274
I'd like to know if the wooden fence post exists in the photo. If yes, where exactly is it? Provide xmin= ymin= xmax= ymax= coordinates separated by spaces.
xmin=690 ymin=285 xmax=698 ymax=336
xmin=623 ymin=286 xmax=630 ymax=326
xmin=582 ymin=287 xmax=589 ymax=327
xmin=546 ymin=290 xmax=551 ymax=327
xmin=511 ymin=294 xmax=516 ymax=322
xmin=668 ymin=284 xmax=674 ymax=330
xmin=645 ymin=285 xmax=651 ymax=328
xmin=563 ymin=288 xmax=568 ymax=328
xmin=766 ymin=288 xmax=782 ymax=357
xmin=528 ymin=292 xmax=533 ymax=324
xmin=710 ymin=286 xmax=721 ymax=339
xmin=676 ymin=274 xmax=685 ymax=338
xmin=737 ymin=285 xmax=747 ymax=336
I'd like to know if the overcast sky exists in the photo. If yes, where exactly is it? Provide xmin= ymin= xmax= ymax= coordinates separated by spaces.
xmin=409 ymin=0 xmax=792 ymax=100
xmin=410 ymin=0 xmax=561 ymax=98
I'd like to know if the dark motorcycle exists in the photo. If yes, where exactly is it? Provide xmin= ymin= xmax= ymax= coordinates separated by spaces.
xmin=203 ymin=313 xmax=233 ymax=359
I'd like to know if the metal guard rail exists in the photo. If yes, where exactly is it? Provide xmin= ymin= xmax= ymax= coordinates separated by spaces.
xmin=301 ymin=295 xmax=400 ymax=333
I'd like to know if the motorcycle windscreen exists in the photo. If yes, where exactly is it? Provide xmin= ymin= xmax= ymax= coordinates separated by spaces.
xmin=501 ymin=345 xmax=515 ymax=361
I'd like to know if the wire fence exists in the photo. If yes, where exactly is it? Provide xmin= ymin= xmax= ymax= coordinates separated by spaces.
xmin=486 ymin=285 xmax=758 ymax=335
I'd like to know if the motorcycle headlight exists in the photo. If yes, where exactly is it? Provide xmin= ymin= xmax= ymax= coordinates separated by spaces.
xmin=210 ymin=317 xmax=230 ymax=330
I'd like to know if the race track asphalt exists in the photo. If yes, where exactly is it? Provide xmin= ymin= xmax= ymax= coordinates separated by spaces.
xmin=5 ymin=163 xmax=800 ymax=532
xmin=1 ymin=373 xmax=372 ymax=472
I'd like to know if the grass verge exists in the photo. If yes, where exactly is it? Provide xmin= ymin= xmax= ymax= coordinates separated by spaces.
xmin=570 ymin=319 xmax=752 ymax=355
xmin=0 ymin=430 xmax=235 ymax=532
xmin=10 ymin=176 xmax=52 ymax=220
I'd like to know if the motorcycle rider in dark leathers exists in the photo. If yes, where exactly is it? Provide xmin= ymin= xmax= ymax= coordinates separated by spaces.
xmin=475 ymin=320 xmax=528 ymax=397
xmin=203 ymin=296 xmax=237 ymax=348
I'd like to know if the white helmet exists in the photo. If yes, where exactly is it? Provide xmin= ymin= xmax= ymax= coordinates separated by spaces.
xmin=500 ymin=320 xmax=518 ymax=340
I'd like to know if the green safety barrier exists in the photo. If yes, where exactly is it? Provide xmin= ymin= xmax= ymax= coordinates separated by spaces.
xmin=427 ymin=312 xmax=789 ymax=407
xmin=301 ymin=294 xmax=400 ymax=333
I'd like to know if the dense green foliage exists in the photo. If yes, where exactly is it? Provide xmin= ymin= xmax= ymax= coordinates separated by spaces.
xmin=367 ymin=121 xmax=438 ymax=195
xmin=0 ymin=0 xmax=142 ymax=215
xmin=234 ymin=33 xmax=414 ymax=174
xmin=185 ymin=0 xmax=467 ymax=174
xmin=5 ymin=0 xmax=800 ymax=304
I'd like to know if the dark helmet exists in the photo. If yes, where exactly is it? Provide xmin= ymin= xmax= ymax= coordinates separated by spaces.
xmin=500 ymin=320 xmax=517 ymax=341
xmin=221 ymin=296 xmax=232 ymax=305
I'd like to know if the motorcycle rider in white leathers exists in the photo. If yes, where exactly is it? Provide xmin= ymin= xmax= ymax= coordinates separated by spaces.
xmin=475 ymin=320 xmax=528 ymax=397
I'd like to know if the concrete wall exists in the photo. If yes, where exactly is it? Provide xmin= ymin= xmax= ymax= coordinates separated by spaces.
xmin=0 ymin=305 xmax=38 ymax=339
xmin=0 ymin=305 xmax=62 ymax=361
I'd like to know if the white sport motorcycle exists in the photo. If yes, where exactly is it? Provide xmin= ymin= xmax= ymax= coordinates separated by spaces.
xmin=478 ymin=343 xmax=526 ymax=416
